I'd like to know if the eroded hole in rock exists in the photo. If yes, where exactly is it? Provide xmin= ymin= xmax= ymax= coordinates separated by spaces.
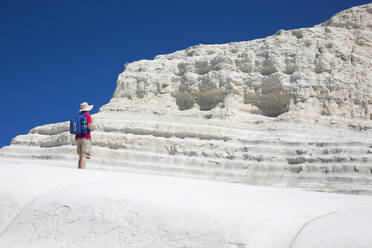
xmin=245 ymin=80 xmax=290 ymax=117
xmin=291 ymin=30 xmax=304 ymax=39
xmin=136 ymin=90 xmax=146 ymax=98
xmin=171 ymin=90 xmax=195 ymax=110
xmin=171 ymin=85 xmax=227 ymax=111
xmin=258 ymin=93 xmax=290 ymax=117
xmin=197 ymin=86 xmax=226 ymax=111
xmin=136 ymin=82 xmax=146 ymax=98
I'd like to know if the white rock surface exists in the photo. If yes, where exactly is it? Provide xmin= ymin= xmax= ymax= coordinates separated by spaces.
xmin=291 ymin=208 xmax=372 ymax=248
xmin=0 ymin=162 xmax=371 ymax=248
xmin=1 ymin=4 xmax=371 ymax=192
xmin=1 ymin=5 xmax=372 ymax=247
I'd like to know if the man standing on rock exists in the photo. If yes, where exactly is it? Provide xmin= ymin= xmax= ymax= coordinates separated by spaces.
xmin=75 ymin=102 xmax=94 ymax=169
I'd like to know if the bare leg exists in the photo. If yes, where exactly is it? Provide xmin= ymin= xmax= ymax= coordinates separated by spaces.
xmin=78 ymin=156 xmax=87 ymax=169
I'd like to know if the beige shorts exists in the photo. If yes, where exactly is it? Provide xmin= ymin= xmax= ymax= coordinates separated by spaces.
xmin=76 ymin=138 xmax=91 ymax=159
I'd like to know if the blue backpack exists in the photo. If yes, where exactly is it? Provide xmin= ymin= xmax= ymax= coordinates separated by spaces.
xmin=70 ymin=113 xmax=88 ymax=135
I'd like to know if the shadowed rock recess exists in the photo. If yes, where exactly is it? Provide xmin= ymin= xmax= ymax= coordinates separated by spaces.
xmin=1 ymin=4 xmax=372 ymax=191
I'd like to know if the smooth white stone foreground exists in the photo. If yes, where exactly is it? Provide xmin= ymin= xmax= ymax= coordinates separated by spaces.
xmin=0 ymin=162 xmax=371 ymax=248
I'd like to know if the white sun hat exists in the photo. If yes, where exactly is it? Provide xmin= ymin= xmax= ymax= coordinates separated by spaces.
xmin=79 ymin=102 xmax=94 ymax=112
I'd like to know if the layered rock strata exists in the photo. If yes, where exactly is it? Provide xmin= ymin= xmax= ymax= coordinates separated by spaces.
xmin=1 ymin=4 xmax=372 ymax=191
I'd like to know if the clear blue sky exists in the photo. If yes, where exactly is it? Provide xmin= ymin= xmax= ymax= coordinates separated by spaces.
xmin=1 ymin=0 xmax=369 ymax=147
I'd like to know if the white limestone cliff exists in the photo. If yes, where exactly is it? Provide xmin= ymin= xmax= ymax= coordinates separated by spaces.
xmin=1 ymin=4 xmax=372 ymax=248
xmin=1 ymin=3 xmax=372 ymax=192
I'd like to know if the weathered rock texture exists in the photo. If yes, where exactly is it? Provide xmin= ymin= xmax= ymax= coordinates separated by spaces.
xmin=1 ymin=4 xmax=372 ymax=191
